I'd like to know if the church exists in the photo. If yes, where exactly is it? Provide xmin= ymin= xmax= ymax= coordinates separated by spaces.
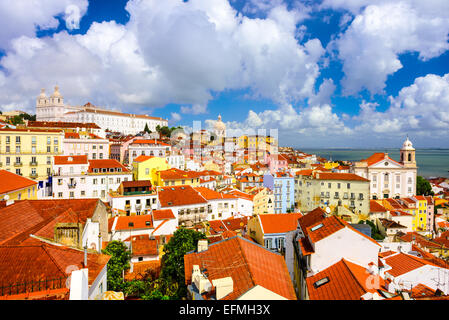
xmin=352 ymin=137 xmax=418 ymax=199
xmin=36 ymin=86 xmax=168 ymax=135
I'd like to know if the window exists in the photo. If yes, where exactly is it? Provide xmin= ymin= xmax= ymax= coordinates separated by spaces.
xmin=47 ymin=146 xmax=51 ymax=153
xmin=58 ymin=192 xmax=63 ymax=198
xmin=81 ymin=191 xmax=85 ymax=196
xmin=31 ymin=146 xmax=36 ymax=154
xmin=31 ymin=136 xmax=36 ymax=144
xmin=93 ymin=179 xmax=97 ymax=185
xmin=5 ymin=157 xmax=10 ymax=165
xmin=93 ymin=190 xmax=98 ymax=197
xmin=5 ymin=136 xmax=10 ymax=144
xmin=313 ymin=277 xmax=329 ymax=288
xmin=5 ymin=146 xmax=10 ymax=153
xmin=47 ymin=137 xmax=51 ymax=144
xmin=54 ymin=138 xmax=58 ymax=145
xmin=16 ymin=146 xmax=20 ymax=153
xmin=16 ymin=136 xmax=20 ymax=143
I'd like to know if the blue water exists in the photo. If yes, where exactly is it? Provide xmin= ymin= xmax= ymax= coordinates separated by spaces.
xmin=300 ymin=148 xmax=449 ymax=178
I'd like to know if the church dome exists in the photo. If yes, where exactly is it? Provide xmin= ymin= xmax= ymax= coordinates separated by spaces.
xmin=214 ymin=114 xmax=226 ymax=132
xmin=50 ymin=85 xmax=62 ymax=98
xmin=38 ymin=88 xmax=46 ymax=98
xmin=402 ymin=136 xmax=415 ymax=150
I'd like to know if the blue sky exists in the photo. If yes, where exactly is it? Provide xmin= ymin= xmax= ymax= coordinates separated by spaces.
xmin=0 ymin=0 xmax=448 ymax=148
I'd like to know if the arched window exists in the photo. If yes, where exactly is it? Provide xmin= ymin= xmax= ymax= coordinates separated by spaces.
xmin=408 ymin=153 xmax=411 ymax=162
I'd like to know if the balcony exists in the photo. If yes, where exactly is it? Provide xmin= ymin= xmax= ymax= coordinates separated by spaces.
xmin=350 ymin=195 xmax=355 ymax=200
xmin=14 ymin=162 xmax=22 ymax=167
xmin=29 ymin=173 xmax=38 ymax=179
xmin=123 ymin=190 xmax=153 ymax=196
xmin=29 ymin=161 xmax=38 ymax=166
xmin=135 ymin=203 xmax=142 ymax=210
xmin=68 ymin=184 xmax=77 ymax=189
xmin=334 ymin=195 xmax=340 ymax=199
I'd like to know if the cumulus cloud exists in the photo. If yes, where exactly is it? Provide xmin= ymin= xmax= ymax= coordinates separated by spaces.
xmin=0 ymin=0 xmax=87 ymax=49
xmin=329 ymin=1 xmax=449 ymax=95
xmin=353 ymin=73 xmax=449 ymax=138
xmin=0 ymin=0 xmax=325 ymax=116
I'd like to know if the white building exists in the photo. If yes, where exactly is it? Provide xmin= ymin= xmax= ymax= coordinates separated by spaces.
xmin=129 ymin=139 xmax=172 ymax=164
xmin=36 ymin=86 xmax=168 ymax=135
xmin=352 ymin=137 xmax=418 ymax=199
xmin=52 ymin=156 xmax=132 ymax=201
xmin=166 ymin=153 xmax=185 ymax=170
xmin=108 ymin=180 xmax=158 ymax=216
xmin=63 ymin=132 xmax=110 ymax=160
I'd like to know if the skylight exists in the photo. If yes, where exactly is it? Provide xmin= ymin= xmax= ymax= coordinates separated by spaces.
xmin=313 ymin=277 xmax=329 ymax=288
xmin=310 ymin=223 xmax=324 ymax=232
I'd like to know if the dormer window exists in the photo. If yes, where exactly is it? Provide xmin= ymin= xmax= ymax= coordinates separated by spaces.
xmin=128 ymin=222 xmax=134 ymax=227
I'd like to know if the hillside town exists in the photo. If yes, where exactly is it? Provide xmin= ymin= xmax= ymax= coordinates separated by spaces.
xmin=0 ymin=86 xmax=449 ymax=301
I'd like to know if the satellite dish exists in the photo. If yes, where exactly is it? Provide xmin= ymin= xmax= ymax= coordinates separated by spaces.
xmin=325 ymin=207 xmax=331 ymax=214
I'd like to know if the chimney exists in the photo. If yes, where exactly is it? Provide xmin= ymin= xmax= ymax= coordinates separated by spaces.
xmin=83 ymin=246 xmax=88 ymax=268
xmin=212 ymin=277 xmax=234 ymax=300
xmin=197 ymin=239 xmax=208 ymax=252
xmin=192 ymin=265 xmax=212 ymax=294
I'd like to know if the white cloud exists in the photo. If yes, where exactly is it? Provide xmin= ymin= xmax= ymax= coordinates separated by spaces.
xmin=353 ymin=73 xmax=449 ymax=137
xmin=0 ymin=0 xmax=326 ymax=115
xmin=329 ymin=1 xmax=449 ymax=95
xmin=0 ymin=0 xmax=88 ymax=49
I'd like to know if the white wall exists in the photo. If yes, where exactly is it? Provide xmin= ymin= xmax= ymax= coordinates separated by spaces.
xmin=311 ymin=227 xmax=380 ymax=273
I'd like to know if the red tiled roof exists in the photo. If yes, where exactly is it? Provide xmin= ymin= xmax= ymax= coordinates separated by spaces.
xmin=384 ymin=253 xmax=439 ymax=277
xmin=158 ymin=185 xmax=207 ymax=207
xmin=207 ymin=217 xmax=248 ymax=235
xmin=64 ymin=132 xmax=80 ymax=139
xmin=184 ymin=236 xmax=296 ymax=300
xmin=132 ymin=139 xmax=170 ymax=146
xmin=259 ymin=213 xmax=303 ymax=234
xmin=306 ymin=216 xmax=346 ymax=243
xmin=158 ymin=168 xmax=201 ymax=180
xmin=0 ymin=242 xmax=110 ymax=290
xmin=122 ymin=180 xmax=152 ymax=188
xmin=298 ymin=207 xmax=327 ymax=233
xmin=306 ymin=259 xmax=385 ymax=300
xmin=133 ymin=155 xmax=156 ymax=162
xmin=0 ymin=199 xmax=100 ymax=245
xmin=370 ymin=200 xmax=387 ymax=213
xmin=132 ymin=237 xmax=158 ymax=256
xmin=361 ymin=153 xmax=403 ymax=167
xmin=0 ymin=170 xmax=37 ymax=195
xmin=295 ymin=169 xmax=313 ymax=176
xmin=152 ymin=209 xmax=175 ymax=220
xmin=88 ymin=159 xmax=129 ymax=173
xmin=54 ymin=155 xmax=88 ymax=165
xmin=28 ymin=121 xmax=101 ymax=129
xmin=112 ymin=215 xmax=154 ymax=231
xmin=314 ymin=172 xmax=369 ymax=182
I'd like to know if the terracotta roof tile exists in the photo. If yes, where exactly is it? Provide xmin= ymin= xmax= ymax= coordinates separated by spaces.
xmin=158 ymin=185 xmax=207 ymax=207
xmin=152 ymin=209 xmax=175 ymax=220
xmin=0 ymin=170 xmax=38 ymax=195
xmin=306 ymin=259 xmax=385 ymax=300
xmin=258 ymin=213 xmax=303 ymax=234
xmin=54 ymin=155 xmax=88 ymax=165
xmin=184 ymin=236 xmax=296 ymax=300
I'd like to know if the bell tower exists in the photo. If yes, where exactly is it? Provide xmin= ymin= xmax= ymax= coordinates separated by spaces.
xmin=400 ymin=136 xmax=416 ymax=168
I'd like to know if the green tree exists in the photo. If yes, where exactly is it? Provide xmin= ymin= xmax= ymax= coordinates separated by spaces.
xmin=159 ymin=227 xmax=206 ymax=299
xmin=10 ymin=115 xmax=24 ymax=125
xmin=416 ymin=176 xmax=434 ymax=196
xmin=102 ymin=240 xmax=132 ymax=292
xmin=144 ymin=123 xmax=151 ymax=134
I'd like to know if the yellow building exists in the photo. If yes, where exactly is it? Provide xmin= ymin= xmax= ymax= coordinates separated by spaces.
xmin=0 ymin=128 xmax=64 ymax=181
xmin=253 ymin=187 xmax=274 ymax=215
xmin=414 ymin=196 xmax=428 ymax=231
xmin=324 ymin=162 xmax=339 ymax=170
xmin=202 ymin=160 xmax=221 ymax=172
xmin=0 ymin=169 xmax=38 ymax=200
xmin=154 ymin=168 xmax=201 ymax=187
xmin=238 ymin=135 xmax=248 ymax=149
xmin=132 ymin=155 xmax=170 ymax=184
